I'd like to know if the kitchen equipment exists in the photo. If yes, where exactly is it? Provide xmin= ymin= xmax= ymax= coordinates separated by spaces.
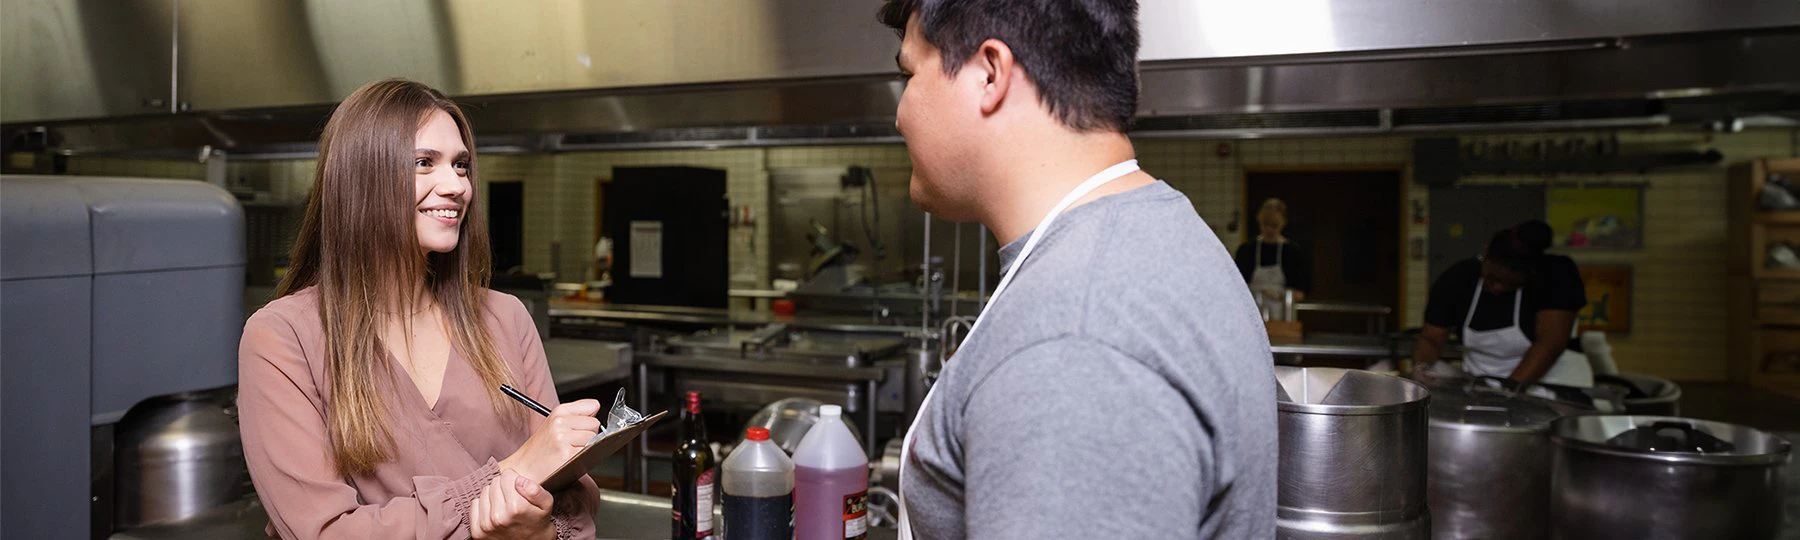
xmin=1550 ymin=415 xmax=1791 ymax=540
xmin=1275 ymin=367 xmax=1431 ymax=539
xmin=2 ymin=176 xmax=245 ymax=538
xmin=114 ymin=390 xmax=249 ymax=528
xmin=871 ymin=438 xmax=905 ymax=493
xmin=657 ymin=327 xmax=895 ymax=456
xmin=1593 ymin=372 xmax=1681 ymax=416
xmin=744 ymin=398 xmax=863 ymax=455
xmin=1425 ymin=378 xmax=1572 ymax=540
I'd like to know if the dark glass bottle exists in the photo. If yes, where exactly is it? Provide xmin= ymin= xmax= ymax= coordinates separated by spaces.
xmin=672 ymin=391 xmax=716 ymax=539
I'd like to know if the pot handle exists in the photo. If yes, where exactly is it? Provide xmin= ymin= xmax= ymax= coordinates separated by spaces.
xmin=1462 ymin=405 xmax=1514 ymax=424
xmin=1644 ymin=421 xmax=1737 ymax=453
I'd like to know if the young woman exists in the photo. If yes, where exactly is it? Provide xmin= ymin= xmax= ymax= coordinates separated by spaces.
xmin=238 ymin=79 xmax=601 ymax=539
xmin=1234 ymin=198 xmax=1312 ymax=319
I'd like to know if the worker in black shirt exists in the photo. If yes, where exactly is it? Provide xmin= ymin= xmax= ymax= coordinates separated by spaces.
xmin=1413 ymin=221 xmax=1592 ymax=387
xmin=1234 ymin=198 xmax=1312 ymax=320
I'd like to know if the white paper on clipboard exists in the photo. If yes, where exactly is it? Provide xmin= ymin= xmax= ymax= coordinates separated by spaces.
xmin=629 ymin=221 xmax=663 ymax=278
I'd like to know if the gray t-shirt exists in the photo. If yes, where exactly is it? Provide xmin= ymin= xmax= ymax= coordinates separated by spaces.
xmin=902 ymin=180 xmax=1277 ymax=538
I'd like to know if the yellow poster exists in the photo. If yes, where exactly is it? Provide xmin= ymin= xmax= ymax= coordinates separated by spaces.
xmin=1577 ymin=265 xmax=1632 ymax=332
xmin=1546 ymin=186 xmax=1643 ymax=249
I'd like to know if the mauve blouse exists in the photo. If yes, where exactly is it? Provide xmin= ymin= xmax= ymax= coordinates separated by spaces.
xmin=238 ymin=287 xmax=600 ymax=539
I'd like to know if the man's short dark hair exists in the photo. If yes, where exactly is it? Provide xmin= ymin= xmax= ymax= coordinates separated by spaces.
xmin=880 ymin=0 xmax=1140 ymax=133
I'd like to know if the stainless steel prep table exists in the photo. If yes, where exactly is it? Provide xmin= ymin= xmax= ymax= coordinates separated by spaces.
xmin=629 ymin=349 xmax=891 ymax=493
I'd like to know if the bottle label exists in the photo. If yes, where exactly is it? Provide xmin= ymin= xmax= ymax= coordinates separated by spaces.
xmin=697 ymin=468 xmax=716 ymax=537
xmin=843 ymin=490 xmax=869 ymax=539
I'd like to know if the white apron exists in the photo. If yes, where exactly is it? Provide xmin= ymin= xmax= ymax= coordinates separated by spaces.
xmin=896 ymin=160 xmax=1141 ymax=539
xmin=1460 ymin=279 xmax=1593 ymax=388
xmin=1249 ymin=239 xmax=1287 ymax=320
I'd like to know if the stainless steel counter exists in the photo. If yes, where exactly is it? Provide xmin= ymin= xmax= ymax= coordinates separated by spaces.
xmin=1293 ymin=301 xmax=1392 ymax=316
xmin=641 ymin=353 xmax=888 ymax=382
xmin=551 ymin=302 xmax=922 ymax=336
xmin=1269 ymin=332 xmax=1462 ymax=360
xmin=544 ymin=338 xmax=634 ymax=395
xmin=111 ymin=490 xmax=899 ymax=540
xmin=1270 ymin=333 xmax=1404 ymax=358
xmin=559 ymin=302 xmax=1449 ymax=363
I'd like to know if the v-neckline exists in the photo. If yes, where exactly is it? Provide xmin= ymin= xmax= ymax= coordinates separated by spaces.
xmin=386 ymin=344 xmax=456 ymax=415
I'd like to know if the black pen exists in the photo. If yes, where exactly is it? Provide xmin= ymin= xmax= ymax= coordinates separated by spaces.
xmin=499 ymin=384 xmax=552 ymax=417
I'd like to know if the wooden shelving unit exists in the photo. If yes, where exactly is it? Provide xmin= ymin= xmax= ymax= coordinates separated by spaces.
xmin=1756 ymin=212 xmax=1800 ymax=225
xmin=1728 ymin=158 xmax=1800 ymax=400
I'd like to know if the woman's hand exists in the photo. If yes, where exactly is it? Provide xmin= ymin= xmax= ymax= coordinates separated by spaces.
xmin=500 ymin=399 xmax=601 ymax=482
xmin=471 ymin=468 xmax=554 ymax=540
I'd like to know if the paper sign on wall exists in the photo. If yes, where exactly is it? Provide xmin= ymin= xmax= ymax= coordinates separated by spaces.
xmin=629 ymin=221 xmax=663 ymax=279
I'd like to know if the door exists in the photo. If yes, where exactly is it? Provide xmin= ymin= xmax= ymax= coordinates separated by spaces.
xmin=1245 ymin=170 xmax=1402 ymax=334
xmin=1427 ymin=185 xmax=1545 ymax=280
xmin=488 ymin=180 xmax=524 ymax=274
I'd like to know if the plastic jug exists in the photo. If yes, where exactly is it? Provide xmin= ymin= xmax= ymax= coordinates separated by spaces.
xmin=792 ymin=405 xmax=869 ymax=540
xmin=722 ymin=427 xmax=795 ymax=540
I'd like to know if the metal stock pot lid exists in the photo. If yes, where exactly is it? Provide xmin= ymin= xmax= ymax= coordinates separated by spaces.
xmin=1426 ymin=382 xmax=1564 ymax=432
xmin=1551 ymin=415 xmax=1794 ymax=465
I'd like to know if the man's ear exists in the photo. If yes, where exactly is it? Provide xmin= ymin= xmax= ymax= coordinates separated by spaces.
xmin=974 ymin=39 xmax=1014 ymax=116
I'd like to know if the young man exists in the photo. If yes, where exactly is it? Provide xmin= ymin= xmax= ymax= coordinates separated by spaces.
xmin=881 ymin=1 xmax=1277 ymax=538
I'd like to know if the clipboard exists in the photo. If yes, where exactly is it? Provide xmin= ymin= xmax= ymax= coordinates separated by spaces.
xmin=540 ymin=410 xmax=669 ymax=491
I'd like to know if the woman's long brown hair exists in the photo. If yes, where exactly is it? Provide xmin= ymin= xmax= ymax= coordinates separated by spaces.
xmin=277 ymin=79 xmax=519 ymax=477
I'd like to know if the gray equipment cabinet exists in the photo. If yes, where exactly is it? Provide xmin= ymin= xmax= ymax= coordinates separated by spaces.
xmin=2 ymin=175 xmax=245 ymax=538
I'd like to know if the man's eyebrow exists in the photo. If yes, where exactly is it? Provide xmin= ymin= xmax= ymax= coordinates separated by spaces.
xmin=895 ymin=51 xmax=908 ymax=72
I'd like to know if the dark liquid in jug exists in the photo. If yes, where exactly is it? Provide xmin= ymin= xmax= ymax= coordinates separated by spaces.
xmin=722 ymin=493 xmax=793 ymax=540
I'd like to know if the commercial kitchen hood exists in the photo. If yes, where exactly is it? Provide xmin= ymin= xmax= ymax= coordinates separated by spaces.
xmin=4 ymin=0 xmax=1799 ymax=157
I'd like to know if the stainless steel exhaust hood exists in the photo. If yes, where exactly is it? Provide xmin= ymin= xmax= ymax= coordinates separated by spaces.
xmin=5 ymin=0 xmax=1799 ymax=155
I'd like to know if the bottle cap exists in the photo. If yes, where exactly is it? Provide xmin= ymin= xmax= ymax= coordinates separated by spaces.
xmin=819 ymin=404 xmax=841 ymax=418
xmin=746 ymin=427 xmax=770 ymax=441
xmin=685 ymin=391 xmax=702 ymax=414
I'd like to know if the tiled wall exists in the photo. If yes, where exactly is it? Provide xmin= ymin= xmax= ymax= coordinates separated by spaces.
xmin=61 ymin=128 xmax=1800 ymax=381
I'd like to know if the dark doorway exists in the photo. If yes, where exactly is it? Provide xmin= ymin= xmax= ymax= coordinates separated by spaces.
xmin=488 ymin=180 xmax=524 ymax=274
xmin=1245 ymin=170 xmax=1403 ymax=334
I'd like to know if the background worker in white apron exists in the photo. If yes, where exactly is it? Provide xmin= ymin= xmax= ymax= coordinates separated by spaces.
xmin=878 ymin=0 xmax=1278 ymax=538
xmin=1233 ymin=198 xmax=1312 ymax=320
xmin=1413 ymin=221 xmax=1594 ymax=387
